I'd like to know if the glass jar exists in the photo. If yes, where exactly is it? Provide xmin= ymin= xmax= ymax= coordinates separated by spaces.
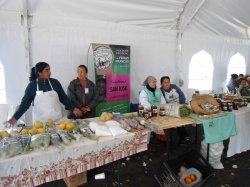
xmin=147 ymin=109 xmax=152 ymax=118
xmin=159 ymin=107 xmax=166 ymax=116
xmin=233 ymin=101 xmax=238 ymax=110
xmin=221 ymin=102 xmax=228 ymax=111
xmin=143 ymin=110 xmax=149 ymax=119
xmin=227 ymin=102 xmax=233 ymax=111
xmin=138 ymin=105 xmax=144 ymax=116
xmin=151 ymin=105 xmax=158 ymax=117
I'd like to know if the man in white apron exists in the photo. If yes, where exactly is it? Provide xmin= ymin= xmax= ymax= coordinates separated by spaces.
xmin=8 ymin=62 xmax=82 ymax=125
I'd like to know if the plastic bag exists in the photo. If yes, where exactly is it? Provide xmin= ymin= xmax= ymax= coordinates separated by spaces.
xmin=179 ymin=167 xmax=202 ymax=187
xmin=0 ymin=137 xmax=23 ymax=158
xmin=30 ymin=133 xmax=50 ymax=150
xmin=200 ymin=139 xmax=224 ymax=169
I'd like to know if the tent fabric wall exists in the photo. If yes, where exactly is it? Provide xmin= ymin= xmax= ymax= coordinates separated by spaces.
xmin=30 ymin=15 xmax=177 ymax=103
xmin=180 ymin=32 xmax=250 ymax=97
xmin=0 ymin=4 xmax=29 ymax=106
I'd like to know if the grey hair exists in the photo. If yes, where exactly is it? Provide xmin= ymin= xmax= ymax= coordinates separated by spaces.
xmin=143 ymin=76 xmax=157 ymax=86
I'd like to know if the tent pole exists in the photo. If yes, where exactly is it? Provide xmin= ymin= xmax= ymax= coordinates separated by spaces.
xmin=21 ymin=0 xmax=32 ymax=80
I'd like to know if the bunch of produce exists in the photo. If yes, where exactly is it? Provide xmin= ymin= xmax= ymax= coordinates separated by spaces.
xmin=30 ymin=133 xmax=50 ymax=150
xmin=57 ymin=131 xmax=72 ymax=145
xmin=179 ymin=105 xmax=192 ymax=117
xmin=50 ymin=133 xmax=64 ymax=149
xmin=16 ymin=134 xmax=31 ymax=152
xmin=0 ymin=137 xmax=23 ymax=158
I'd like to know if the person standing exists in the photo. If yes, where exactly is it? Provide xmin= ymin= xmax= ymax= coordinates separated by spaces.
xmin=67 ymin=65 xmax=99 ymax=119
xmin=8 ymin=62 xmax=82 ymax=125
xmin=160 ymin=76 xmax=191 ymax=145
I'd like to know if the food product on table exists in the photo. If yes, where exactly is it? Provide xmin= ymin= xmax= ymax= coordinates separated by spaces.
xmin=21 ymin=129 xmax=29 ymax=134
xmin=46 ymin=118 xmax=54 ymax=126
xmin=78 ymin=124 xmax=98 ymax=141
xmin=99 ymin=112 xmax=113 ymax=122
xmin=65 ymin=122 xmax=75 ymax=132
xmin=30 ymin=133 xmax=50 ymax=149
xmin=191 ymin=95 xmax=220 ymax=114
xmin=34 ymin=121 xmax=43 ymax=129
xmin=59 ymin=123 xmax=66 ymax=130
xmin=50 ymin=133 xmax=63 ymax=149
xmin=58 ymin=131 xmax=71 ymax=145
xmin=0 ymin=131 xmax=10 ymax=138
xmin=28 ymin=128 xmax=38 ymax=135
xmin=16 ymin=134 xmax=31 ymax=151
xmin=179 ymin=105 xmax=192 ymax=117
xmin=37 ymin=128 xmax=46 ymax=134
xmin=0 ymin=137 xmax=23 ymax=158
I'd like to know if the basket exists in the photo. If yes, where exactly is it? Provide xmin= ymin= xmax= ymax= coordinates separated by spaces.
xmin=154 ymin=149 xmax=214 ymax=187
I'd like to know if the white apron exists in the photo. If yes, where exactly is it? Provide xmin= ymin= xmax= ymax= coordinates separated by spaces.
xmin=33 ymin=79 xmax=62 ymax=123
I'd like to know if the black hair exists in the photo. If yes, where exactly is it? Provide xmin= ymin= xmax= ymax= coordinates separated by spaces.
xmin=29 ymin=62 xmax=49 ymax=81
xmin=231 ymin=74 xmax=238 ymax=79
xmin=160 ymin=76 xmax=170 ymax=84
xmin=238 ymin=78 xmax=246 ymax=84
xmin=78 ymin=65 xmax=88 ymax=73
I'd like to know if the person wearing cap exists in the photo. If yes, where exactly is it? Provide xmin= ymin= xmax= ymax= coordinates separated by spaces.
xmin=67 ymin=65 xmax=99 ymax=119
xmin=226 ymin=74 xmax=239 ymax=93
xmin=8 ymin=62 xmax=82 ymax=125
xmin=160 ymin=76 xmax=191 ymax=145
xmin=139 ymin=76 xmax=166 ymax=109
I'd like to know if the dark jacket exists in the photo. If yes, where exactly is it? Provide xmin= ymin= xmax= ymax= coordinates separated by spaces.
xmin=13 ymin=78 xmax=75 ymax=120
xmin=160 ymin=84 xmax=186 ymax=104
xmin=67 ymin=78 xmax=99 ymax=118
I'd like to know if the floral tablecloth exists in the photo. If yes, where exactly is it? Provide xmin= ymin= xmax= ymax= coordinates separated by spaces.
xmin=0 ymin=130 xmax=150 ymax=187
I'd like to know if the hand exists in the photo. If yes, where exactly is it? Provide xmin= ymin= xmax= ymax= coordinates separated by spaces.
xmin=7 ymin=117 xmax=17 ymax=125
xmin=73 ymin=108 xmax=83 ymax=117
xmin=81 ymin=106 xmax=91 ymax=113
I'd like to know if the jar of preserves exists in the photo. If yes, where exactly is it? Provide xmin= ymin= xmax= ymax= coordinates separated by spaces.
xmin=151 ymin=105 xmax=158 ymax=117
xmin=233 ymin=101 xmax=238 ymax=110
xmin=221 ymin=102 xmax=228 ymax=111
xmin=228 ymin=102 xmax=233 ymax=111
xmin=143 ymin=110 xmax=149 ymax=119
xmin=159 ymin=107 xmax=166 ymax=116
xmin=147 ymin=109 xmax=152 ymax=118
xmin=138 ymin=105 xmax=144 ymax=116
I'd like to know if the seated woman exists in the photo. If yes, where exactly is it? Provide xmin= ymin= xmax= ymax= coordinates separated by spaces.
xmin=239 ymin=78 xmax=250 ymax=96
xmin=160 ymin=76 xmax=191 ymax=145
xmin=139 ymin=76 xmax=166 ymax=109
xmin=227 ymin=74 xmax=239 ymax=93
xmin=67 ymin=65 xmax=99 ymax=119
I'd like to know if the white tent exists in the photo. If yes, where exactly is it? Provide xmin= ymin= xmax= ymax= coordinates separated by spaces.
xmin=1 ymin=0 xmax=250 ymax=106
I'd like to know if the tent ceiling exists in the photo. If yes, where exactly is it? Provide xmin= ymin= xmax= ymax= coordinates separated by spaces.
xmin=1 ymin=0 xmax=250 ymax=40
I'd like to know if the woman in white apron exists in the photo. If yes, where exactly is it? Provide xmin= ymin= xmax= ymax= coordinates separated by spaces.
xmin=8 ymin=62 xmax=82 ymax=125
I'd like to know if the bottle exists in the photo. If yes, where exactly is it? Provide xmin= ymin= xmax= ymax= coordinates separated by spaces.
xmin=151 ymin=105 xmax=158 ymax=117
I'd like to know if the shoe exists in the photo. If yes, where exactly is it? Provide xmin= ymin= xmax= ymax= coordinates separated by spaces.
xmin=179 ymin=136 xmax=192 ymax=146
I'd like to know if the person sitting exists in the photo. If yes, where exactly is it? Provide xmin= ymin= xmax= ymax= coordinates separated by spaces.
xmin=8 ymin=62 xmax=82 ymax=125
xmin=139 ymin=76 xmax=166 ymax=109
xmin=227 ymin=74 xmax=239 ymax=93
xmin=160 ymin=76 xmax=191 ymax=145
xmin=67 ymin=65 xmax=99 ymax=119
xmin=239 ymin=78 xmax=250 ymax=96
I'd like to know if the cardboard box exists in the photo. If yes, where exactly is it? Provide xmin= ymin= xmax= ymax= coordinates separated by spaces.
xmin=64 ymin=171 xmax=87 ymax=187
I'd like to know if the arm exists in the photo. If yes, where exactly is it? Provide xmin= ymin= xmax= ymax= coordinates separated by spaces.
xmin=173 ymin=84 xmax=186 ymax=104
xmin=139 ymin=90 xmax=151 ymax=110
xmin=67 ymin=80 xmax=82 ymax=108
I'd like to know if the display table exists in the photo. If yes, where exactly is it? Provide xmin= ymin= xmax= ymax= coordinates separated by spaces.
xmin=227 ymin=107 xmax=250 ymax=157
xmin=148 ymin=115 xmax=201 ymax=130
xmin=0 ymin=130 xmax=150 ymax=187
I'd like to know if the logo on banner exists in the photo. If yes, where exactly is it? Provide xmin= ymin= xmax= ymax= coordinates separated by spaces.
xmin=94 ymin=46 xmax=114 ymax=70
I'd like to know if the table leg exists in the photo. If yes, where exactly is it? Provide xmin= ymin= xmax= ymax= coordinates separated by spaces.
xmin=207 ymin=144 xmax=210 ymax=162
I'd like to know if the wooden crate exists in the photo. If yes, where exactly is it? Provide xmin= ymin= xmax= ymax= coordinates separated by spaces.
xmin=63 ymin=171 xmax=87 ymax=187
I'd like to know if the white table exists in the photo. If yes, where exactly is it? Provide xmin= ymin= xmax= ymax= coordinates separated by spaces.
xmin=0 ymin=130 xmax=149 ymax=187
xmin=227 ymin=107 xmax=250 ymax=157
